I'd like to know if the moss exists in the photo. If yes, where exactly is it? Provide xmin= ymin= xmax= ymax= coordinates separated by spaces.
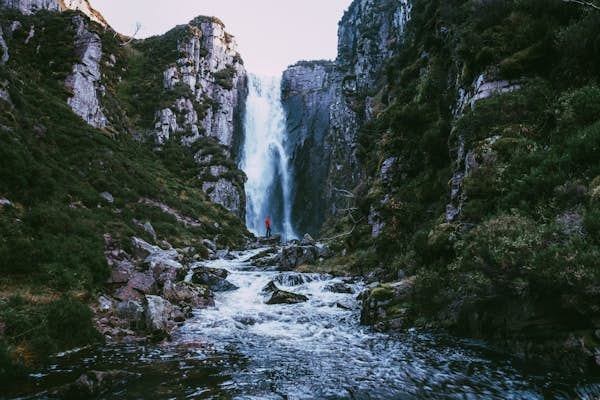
xmin=370 ymin=284 xmax=395 ymax=302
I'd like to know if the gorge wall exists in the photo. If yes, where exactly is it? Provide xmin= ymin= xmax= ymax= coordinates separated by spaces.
xmin=286 ymin=0 xmax=600 ymax=374
xmin=282 ymin=0 xmax=411 ymax=237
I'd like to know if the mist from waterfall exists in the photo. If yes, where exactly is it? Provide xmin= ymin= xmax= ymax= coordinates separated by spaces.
xmin=240 ymin=74 xmax=296 ymax=240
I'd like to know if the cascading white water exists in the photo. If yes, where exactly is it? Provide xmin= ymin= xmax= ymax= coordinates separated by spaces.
xmin=240 ymin=74 xmax=296 ymax=240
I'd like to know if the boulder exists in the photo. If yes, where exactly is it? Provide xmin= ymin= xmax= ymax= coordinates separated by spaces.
xmin=144 ymin=295 xmax=176 ymax=337
xmin=279 ymin=244 xmax=317 ymax=271
xmin=143 ymin=221 xmax=157 ymax=240
xmin=202 ymin=239 xmax=217 ymax=251
xmin=360 ymin=277 xmax=416 ymax=328
xmin=263 ymin=281 xmax=308 ymax=304
xmin=131 ymin=237 xmax=160 ymax=260
xmin=192 ymin=265 xmax=228 ymax=279
xmin=301 ymin=233 xmax=315 ymax=245
xmin=115 ymin=300 xmax=144 ymax=330
xmin=191 ymin=269 xmax=237 ymax=292
xmin=258 ymin=234 xmax=281 ymax=246
xmin=100 ymin=191 xmax=114 ymax=203
xmin=113 ymin=286 xmax=143 ymax=302
xmin=262 ymin=281 xmax=279 ymax=293
xmin=266 ymin=289 xmax=309 ymax=305
xmin=324 ymin=282 xmax=353 ymax=294
xmin=128 ymin=271 xmax=157 ymax=294
xmin=162 ymin=280 xmax=215 ymax=308
xmin=107 ymin=259 xmax=134 ymax=284
xmin=275 ymin=273 xmax=307 ymax=286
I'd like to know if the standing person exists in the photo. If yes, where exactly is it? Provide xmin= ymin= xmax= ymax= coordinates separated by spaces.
xmin=265 ymin=216 xmax=272 ymax=238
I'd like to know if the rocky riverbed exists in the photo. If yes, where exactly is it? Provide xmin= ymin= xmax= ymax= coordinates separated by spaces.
xmin=4 ymin=246 xmax=600 ymax=399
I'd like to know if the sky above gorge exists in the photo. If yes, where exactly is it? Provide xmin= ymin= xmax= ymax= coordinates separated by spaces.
xmin=92 ymin=0 xmax=352 ymax=76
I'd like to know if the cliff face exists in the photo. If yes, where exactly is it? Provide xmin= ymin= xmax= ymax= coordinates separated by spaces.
xmin=0 ymin=2 xmax=247 ymax=218
xmin=282 ymin=0 xmax=411 ymax=236
xmin=306 ymin=0 xmax=600 ymax=374
xmin=0 ymin=2 xmax=252 ymax=368
xmin=149 ymin=17 xmax=247 ymax=217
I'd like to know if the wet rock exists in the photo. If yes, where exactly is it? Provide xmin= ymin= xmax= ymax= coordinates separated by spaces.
xmin=258 ymin=234 xmax=281 ymax=246
xmin=301 ymin=233 xmax=315 ymax=245
xmin=324 ymin=282 xmax=353 ymax=294
xmin=60 ymin=370 xmax=140 ymax=398
xmin=360 ymin=277 xmax=416 ymax=328
xmin=144 ymin=295 xmax=176 ymax=337
xmin=262 ymin=281 xmax=279 ymax=293
xmin=279 ymin=244 xmax=317 ymax=271
xmin=275 ymin=273 xmax=306 ymax=287
xmin=191 ymin=268 xmax=237 ymax=292
xmin=315 ymin=242 xmax=333 ymax=259
xmin=234 ymin=316 xmax=257 ymax=326
xmin=266 ymin=289 xmax=309 ymax=305
xmin=162 ymin=280 xmax=215 ymax=308
xmin=336 ymin=302 xmax=352 ymax=311
xmin=192 ymin=265 xmax=228 ymax=279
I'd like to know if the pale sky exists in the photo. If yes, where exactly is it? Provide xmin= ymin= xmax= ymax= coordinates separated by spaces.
xmin=91 ymin=0 xmax=352 ymax=76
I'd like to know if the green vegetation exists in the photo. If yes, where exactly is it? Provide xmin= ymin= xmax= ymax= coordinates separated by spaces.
xmin=323 ymin=0 xmax=600 ymax=371
xmin=0 ymin=9 xmax=250 ymax=379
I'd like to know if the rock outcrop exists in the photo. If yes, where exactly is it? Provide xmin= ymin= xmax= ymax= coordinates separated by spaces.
xmin=65 ymin=15 xmax=108 ymax=128
xmin=148 ymin=17 xmax=247 ymax=217
xmin=0 ymin=0 xmax=60 ymax=14
xmin=282 ymin=0 xmax=412 ymax=236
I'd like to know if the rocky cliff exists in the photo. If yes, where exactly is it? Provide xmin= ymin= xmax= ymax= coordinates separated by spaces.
xmin=0 ymin=1 xmax=252 ymax=373
xmin=295 ymin=0 xmax=600 ymax=375
xmin=146 ymin=17 xmax=247 ymax=217
xmin=0 ymin=1 xmax=247 ymax=217
xmin=282 ymin=0 xmax=411 ymax=236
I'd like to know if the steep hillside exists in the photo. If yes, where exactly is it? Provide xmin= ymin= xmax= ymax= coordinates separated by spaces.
xmin=288 ymin=0 xmax=600 ymax=374
xmin=0 ymin=4 xmax=250 ymax=379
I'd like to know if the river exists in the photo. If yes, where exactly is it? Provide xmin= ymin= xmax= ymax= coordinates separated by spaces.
xmin=6 ymin=248 xmax=600 ymax=399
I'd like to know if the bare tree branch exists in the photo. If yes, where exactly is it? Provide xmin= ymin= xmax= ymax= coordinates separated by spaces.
xmin=120 ymin=22 xmax=142 ymax=46
xmin=562 ymin=0 xmax=600 ymax=11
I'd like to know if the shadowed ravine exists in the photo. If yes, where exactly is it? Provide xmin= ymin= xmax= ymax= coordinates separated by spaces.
xmin=7 ymin=249 xmax=600 ymax=399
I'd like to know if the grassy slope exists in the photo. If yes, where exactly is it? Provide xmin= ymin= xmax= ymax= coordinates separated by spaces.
xmin=0 ymin=9 xmax=249 ymax=380
xmin=321 ymin=0 xmax=600 ymax=371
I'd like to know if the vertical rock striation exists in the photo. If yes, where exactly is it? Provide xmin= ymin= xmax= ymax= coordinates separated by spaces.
xmin=150 ymin=16 xmax=247 ymax=218
xmin=65 ymin=15 xmax=107 ymax=129
xmin=282 ymin=0 xmax=412 ymax=236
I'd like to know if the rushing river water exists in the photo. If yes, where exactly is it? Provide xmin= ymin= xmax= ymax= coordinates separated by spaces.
xmin=6 ymin=249 xmax=600 ymax=399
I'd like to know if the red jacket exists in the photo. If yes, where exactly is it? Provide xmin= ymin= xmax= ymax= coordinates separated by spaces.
xmin=265 ymin=218 xmax=271 ymax=228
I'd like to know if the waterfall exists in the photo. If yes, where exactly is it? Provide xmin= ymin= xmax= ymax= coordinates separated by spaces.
xmin=240 ymin=74 xmax=296 ymax=240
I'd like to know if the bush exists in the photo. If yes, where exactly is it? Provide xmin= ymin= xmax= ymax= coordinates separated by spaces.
xmin=555 ymin=85 xmax=600 ymax=130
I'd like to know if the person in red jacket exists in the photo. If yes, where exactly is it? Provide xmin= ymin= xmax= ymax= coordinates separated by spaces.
xmin=265 ymin=217 xmax=272 ymax=238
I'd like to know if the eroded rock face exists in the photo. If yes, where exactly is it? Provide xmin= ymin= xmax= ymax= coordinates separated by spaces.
xmin=144 ymin=295 xmax=176 ymax=337
xmin=0 ymin=0 xmax=60 ymax=14
xmin=150 ymin=17 xmax=247 ymax=217
xmin=282 ymin=0 xmax=412 ymax=236
xmin=0 ymin=25 xmax=9 ymax=65
xmin=65 ymin=15 xmax=108 ymax=128
xmin=202 ymin=178 xmax=242 ymax=217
